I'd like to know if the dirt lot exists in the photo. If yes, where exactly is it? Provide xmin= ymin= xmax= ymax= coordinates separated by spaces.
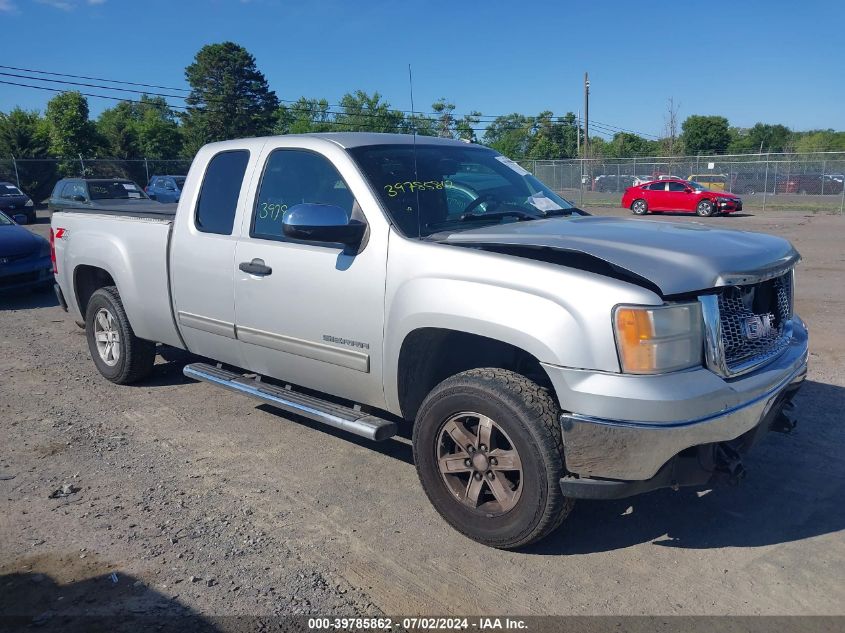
xmin=1 ymin=207 xmax=844 ymax=628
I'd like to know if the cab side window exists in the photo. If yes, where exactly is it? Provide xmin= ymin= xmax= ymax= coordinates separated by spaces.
xmin=195 ymin=150 xmax=250 ymax=235
xmin=252 ymin=150 xmax=354 ymax=242
xmin=62 ymin=182 xmax=87 ymax=200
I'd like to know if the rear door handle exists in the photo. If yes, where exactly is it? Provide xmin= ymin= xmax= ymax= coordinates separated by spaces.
xmin=239 ymin=258 xmax=272 ymax=276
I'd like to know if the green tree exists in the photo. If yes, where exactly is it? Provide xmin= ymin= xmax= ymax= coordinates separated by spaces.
xmin=95 ymin=96 xmax=182 ymax=183
xmin=45 ymin=91 xmax=98 ymax=175
xmin=181 ymin=42 xmax=279 ymax=156
xmin=274 ymin=98 xmax=334 ymax=134
xmin=528 ymin=111 xmax=579 ymax=159
xmin=728 ymin=123 xmax=793 ymax=153
xmin=97 ymin=101 xmax=140 ymax=159
xmin=334 ymin=90 xmax=404 ymax=133
xmin=605 ymin=131 xmax=660 ymax=158
xmin=0 ymin=108 xmax=57 ymax=201
xmin=793 ymin=130 xmax=845 ymax=153
xmin=429 ymin=99 xmax=481 ymax=141
xmin=135 ymin=96 xmax=183 ymax=158
xmin=680 ymin=115 xmax=731 ymax=154
xmin=482 ymin=113 xmax=533 ymax=158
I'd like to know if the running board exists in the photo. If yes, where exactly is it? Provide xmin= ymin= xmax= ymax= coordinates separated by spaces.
xmin=183 ymin=362 xmax=397 ymax=441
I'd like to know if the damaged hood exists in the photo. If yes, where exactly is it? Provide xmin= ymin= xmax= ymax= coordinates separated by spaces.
xmin=439 ymin=216 xmax=800 ymax=296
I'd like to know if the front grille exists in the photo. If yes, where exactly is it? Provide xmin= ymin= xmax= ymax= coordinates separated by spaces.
xmin=713 ymin=272 xmax=793 ymax=375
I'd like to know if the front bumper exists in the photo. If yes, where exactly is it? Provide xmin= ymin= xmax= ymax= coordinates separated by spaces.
xmin=718 ymin=198 xmax=742 ymax=212
xmin=543 ymin=316 xmax=808 ymax=483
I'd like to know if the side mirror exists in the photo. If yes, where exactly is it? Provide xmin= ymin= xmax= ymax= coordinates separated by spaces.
xmin=12 ymin=213 xmax=28 ymax=224
xmin=684 ymin=187 xmax=693 ymax=193
xmin=72 ymin=195 xmax=87 ymax=202
xmin=282 ymin=203 xmax=366 ymax=245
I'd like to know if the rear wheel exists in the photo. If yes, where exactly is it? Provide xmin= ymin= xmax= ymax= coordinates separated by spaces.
xmin=85 ymin=286 xmax=156 ymax=384
xmin=413 ymin=368 xmax=574 ymax=549
xmin=630 ymin=199 xmax=648 ymax=215
xmin=696 ymin=200 xmax=714 ymax=216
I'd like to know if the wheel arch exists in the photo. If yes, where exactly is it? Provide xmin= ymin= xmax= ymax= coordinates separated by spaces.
xmin=73 ymin=264 xmax=117 ymax=318
xmin=394 ymin=327 xmax=557 ymax=422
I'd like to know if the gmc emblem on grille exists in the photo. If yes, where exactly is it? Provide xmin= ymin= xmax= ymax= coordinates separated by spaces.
xmin=742 ymin=314 xmax=773 ymax=340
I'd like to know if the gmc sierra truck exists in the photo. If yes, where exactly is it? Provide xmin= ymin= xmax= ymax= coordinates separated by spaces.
xmin=51 ymin=133 xmax=808 ymax=548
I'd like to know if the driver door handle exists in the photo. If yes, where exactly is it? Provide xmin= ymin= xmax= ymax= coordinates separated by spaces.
xmin=239 ymin=258 xmax=272 ymax=276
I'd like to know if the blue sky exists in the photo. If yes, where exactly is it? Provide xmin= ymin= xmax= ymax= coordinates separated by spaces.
xmin=1 ymin=0 xmax=843 ymax=138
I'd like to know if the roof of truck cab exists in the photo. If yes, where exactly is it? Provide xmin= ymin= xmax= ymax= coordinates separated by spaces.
xmin=204 ymin=132 xmax=484 ymax=151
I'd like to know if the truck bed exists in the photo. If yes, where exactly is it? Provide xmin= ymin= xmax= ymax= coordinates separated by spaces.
xmin=51 ymin=200 xmax=177 ymax=219
xmin=51 ymin=209 xmax=183 ymax=349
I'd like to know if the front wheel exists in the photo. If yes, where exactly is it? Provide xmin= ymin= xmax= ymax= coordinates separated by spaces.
xmin=696 ymin=200 xmax=714 ymax=216
xmin=413 ymin=368 xmax=574 ymax=549
xmin=630 ymin=199 xmax=648 ymax=215
xmin=85 ymin=286 xmax=156 ymax=384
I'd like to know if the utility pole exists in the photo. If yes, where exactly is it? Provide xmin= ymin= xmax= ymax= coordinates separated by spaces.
xmin=583 ymin=72 xmax=590 ymax=159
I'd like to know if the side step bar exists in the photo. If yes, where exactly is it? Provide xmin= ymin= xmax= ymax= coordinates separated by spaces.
xmin=183 ymin=362 xmax=397 ymax=441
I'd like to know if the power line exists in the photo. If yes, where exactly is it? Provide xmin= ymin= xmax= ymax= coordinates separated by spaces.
xmin=1 ymin=63 xmax=655 ymax=138
xmin=0 ymin=64 xmax=191 ymax=93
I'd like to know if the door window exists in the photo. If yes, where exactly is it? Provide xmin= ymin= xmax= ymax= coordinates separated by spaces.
xmin=195 ymin=150 xmax=250 ymax=235
xmin=666 ymin=181 xmax=687 ymax=192
xmin=61 ymin=182 xmax=87 ymax=200
xmin=251 ymin=149 xmax=355 ymax=242
xmin=647 ymin=182 xmax=667 ymax=191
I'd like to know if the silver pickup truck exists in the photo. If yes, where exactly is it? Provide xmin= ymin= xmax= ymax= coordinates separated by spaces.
xmin=51 ymin=133 xmax=808 ymax=548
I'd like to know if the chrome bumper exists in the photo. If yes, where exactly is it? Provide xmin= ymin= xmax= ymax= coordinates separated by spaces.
xmin=553 ymin=317 xmax=808 ymax=481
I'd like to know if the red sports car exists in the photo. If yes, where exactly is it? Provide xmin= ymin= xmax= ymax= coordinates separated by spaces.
xmin=621 ymin=179 xmax=742 ymax=216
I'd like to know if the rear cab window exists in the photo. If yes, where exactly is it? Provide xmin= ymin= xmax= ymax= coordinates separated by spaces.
xmin=195 ymin=150 xmax=251 ymax=235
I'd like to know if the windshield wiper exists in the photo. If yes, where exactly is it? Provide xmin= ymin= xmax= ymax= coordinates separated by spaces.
xmin=459 ymin=208 xmax=540 ymax=223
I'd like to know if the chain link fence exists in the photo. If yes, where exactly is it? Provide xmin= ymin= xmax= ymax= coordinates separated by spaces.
xmin=1 ymin=153 xmax=844 ymax=213
xmin=519 ymin=151 xmax=845 ymax=213
xmin=0 ymin=158 xmax=192 ymax=203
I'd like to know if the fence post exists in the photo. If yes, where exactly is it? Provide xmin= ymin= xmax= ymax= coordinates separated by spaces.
xmin=762 ymin=153 xmax=769 ymax=213
xmin=821 ymin=159 xmax=826 ymax=195
xmin=12 ymin=157 xmax=20 ymax=188
xmin=840 ymin=177 xmax=845 ymax=215
xmin=144 ymin=158 xmax=150 ymax=185
xmin=78 ymin=153 xmax=85 ymax=176
xmin=579 ymin=159 xmax=584 ymax=207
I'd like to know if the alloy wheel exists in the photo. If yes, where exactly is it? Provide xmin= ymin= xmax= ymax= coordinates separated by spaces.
xmin=93 ymin=307 xmax=121 ymax=367
xmin=436 ymin=412 xmax=523 ymax=515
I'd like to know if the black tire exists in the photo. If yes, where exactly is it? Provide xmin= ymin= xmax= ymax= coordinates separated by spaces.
xmin=696 ymin=199 xmax=714 ymax=217
xmin=630 ymin=199 xmax=648 ymax=215
xmin=85 ymin=286 xmax=155 ymax=384
xmin=412 ymin=368 xmax=574 ymax=549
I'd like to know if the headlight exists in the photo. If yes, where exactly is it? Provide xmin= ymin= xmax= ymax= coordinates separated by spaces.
xmin=613 ymin=303 xmax=703 ymax=374
xmin=25 ymin=199 xmax=34 ymax=207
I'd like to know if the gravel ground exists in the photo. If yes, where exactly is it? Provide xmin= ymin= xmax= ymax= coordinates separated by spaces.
xmin=1 ymin=208 xmax=843 ymax=629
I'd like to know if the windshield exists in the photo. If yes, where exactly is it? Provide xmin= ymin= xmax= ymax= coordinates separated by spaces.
xmin=348 ymin=144 xmax=581 ymax=238
xmin=88 ymin=181 xmax=147 ymax=200
xmin=1 ymin=184 xmax=23 ymax=196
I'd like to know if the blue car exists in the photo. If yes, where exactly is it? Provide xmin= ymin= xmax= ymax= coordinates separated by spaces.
xmin=146 ymin=175 xmax=186 ymax=203
xmin=0 ymin=211 xmax=52 ymax=293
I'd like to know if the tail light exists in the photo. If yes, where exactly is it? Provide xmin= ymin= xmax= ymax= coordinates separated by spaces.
xmin=49 ymin=227 xmax=57 ymax=274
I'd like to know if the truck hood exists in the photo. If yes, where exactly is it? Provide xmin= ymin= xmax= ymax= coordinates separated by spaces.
xmin=439 ymin=216 xmax=799 ymax=296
